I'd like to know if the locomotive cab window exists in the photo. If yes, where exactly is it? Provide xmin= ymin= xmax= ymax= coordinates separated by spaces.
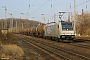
xmin=61 ymin=22 xmax=73 ymax=30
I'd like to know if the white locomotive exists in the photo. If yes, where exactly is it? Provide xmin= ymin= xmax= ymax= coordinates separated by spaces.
xmin=45 ymin=21 xmax=75 ymax=41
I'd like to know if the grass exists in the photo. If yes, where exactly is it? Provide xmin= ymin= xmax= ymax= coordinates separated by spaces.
xmin=0 ymin=44 xmax=24 ymax=59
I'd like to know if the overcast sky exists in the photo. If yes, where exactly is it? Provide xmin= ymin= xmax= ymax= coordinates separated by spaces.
xmin=0 ymin=0 xmax=90 ymax=23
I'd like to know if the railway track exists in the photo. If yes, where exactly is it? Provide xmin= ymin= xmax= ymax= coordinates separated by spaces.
xmin=15 ymin=34 xmax=90 ymax=60
xmin=15 ymin=35 xmax=62 ymax=60
xmin=14 ymin=36 xmax=44 ymax=60
xmin=26 ymin=36 xmax=90 ymax=60
xmin=68 ymin=42 xmax=90 ymax=49
xmin=27 ymin=39 xmax=90 ymax=60
xmin=40 ymin=42 xmax=90 ymax=60
xmin=68 ymin=39 xmax=90 ymax=49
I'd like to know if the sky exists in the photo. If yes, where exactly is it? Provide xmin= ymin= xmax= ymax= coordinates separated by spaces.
xmin=0 ymin=0 xmax=90 ymax=23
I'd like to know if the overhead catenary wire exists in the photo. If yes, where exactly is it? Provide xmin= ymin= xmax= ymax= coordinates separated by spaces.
xmin=29 ymin=0 xmax=51 ymax=16
xmin=29 ymin=0 xmax=90 ymax=18
xmin=54 ymin=0 xmax=90 ymax=16
xmin=66 ymin=0 xmax=90 ymax=11
xmin=48 ymin=0 xmax=90 ymax=23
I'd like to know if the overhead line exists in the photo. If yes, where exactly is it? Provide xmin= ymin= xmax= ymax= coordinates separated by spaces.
xmin=50 ymin=0 xmax=90 ymax=19
xmin=66 ymin=0 xmax=90 ymax=11
xmin=29 ymin=0 xmax=90 ymax=19
xmin=29 ymin=0 xmax=50 ymax=16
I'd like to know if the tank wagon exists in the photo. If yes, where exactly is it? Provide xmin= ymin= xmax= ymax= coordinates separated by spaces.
xmin=32 ymin=26 xmax=38 ymax=36
xmin=37 ymin=24 xmax=46 ymax=38
xmin=28 ymin=27 xmax=33 ymax=36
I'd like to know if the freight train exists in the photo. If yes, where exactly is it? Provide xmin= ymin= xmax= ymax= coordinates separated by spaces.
xmin=20 ymin=21 xmax=75 ymax=41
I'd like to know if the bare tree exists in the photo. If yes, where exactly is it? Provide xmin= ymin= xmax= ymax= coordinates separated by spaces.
xmin=77 ymin=12 xmax=90 ymax=35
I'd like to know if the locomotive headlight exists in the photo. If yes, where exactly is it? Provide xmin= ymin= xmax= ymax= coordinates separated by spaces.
xmin=66 ymin=29 xmax=68 ymax=30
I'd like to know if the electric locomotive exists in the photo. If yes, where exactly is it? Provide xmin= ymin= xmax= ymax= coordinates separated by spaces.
xmin=45 ymin=21 xmax=75 ymax=41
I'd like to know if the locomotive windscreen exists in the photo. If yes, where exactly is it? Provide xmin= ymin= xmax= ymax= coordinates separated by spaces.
xmin=61 ymin=22 xmax=73 ymax=30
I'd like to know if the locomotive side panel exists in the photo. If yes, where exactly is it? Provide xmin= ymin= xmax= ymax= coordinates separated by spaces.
xmin=45 ymin=23 xmax=59 ymax=38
